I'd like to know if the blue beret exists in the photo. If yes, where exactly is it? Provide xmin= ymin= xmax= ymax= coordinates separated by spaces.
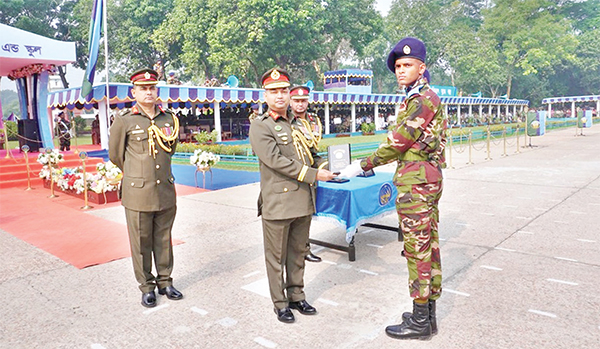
xmin=387 ymin=37 xmax=427 ymax=72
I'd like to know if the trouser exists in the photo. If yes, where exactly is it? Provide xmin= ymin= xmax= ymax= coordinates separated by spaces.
xmin=262 ymin=215 xmax=311 ymax=310
xmin=59 ymin=136 xmax=70 ymax=151
xmin=124 ymin=206 xmax=177 ymax=293
xmin=396 ymin=181 xmax=443 ymax=301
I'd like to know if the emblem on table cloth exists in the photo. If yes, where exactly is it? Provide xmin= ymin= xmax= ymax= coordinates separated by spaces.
xmin=379 ymin=183 xmax=393 ymax=206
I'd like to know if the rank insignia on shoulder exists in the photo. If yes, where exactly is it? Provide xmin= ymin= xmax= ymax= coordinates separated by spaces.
xmin=135 ymin=125 xmax=141 ymax=129
xmin=274 ymin=125 xmax=282 ymax=131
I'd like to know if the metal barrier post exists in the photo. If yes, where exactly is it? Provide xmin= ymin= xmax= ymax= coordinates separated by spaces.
xmin=467 ymin=131 xmax=474 ymax=164
xmin=485 ymin=125 xmax=492 ymax=160
xmin=515 ymin=124 xmax=521 ymax=153
xmin=502 ymin=126 xmax=507 ymax=157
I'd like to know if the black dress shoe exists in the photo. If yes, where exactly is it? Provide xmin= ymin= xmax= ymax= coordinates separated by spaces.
xmin=141 ymin=291 xmax=156 ymax=308
xmin=158 ymin=285 xmax=183 ymax=300
xmin=305 ymin=252 xmax=322 ymax=263
xmin=274 ymin=307 xmax=295 ymax=323
xmin=289 ymin=300 xmax=317 ymax=315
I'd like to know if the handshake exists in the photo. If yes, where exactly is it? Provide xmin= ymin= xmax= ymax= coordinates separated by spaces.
xmin=337 ymin=160 xmax=365 ymax=179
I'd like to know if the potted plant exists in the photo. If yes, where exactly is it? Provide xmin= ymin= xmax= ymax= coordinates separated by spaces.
xmin=360 ymin=122 xmax=376 ymax=135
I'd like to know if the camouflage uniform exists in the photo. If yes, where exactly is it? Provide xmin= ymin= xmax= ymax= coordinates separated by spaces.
xmin=361 ymin=78 xmax=447 ymax=302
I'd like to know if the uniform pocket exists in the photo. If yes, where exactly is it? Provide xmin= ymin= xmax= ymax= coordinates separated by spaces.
xmin=273 ymin=180 xmax=299 ymax=193
xmin=124 ymin=176 xmax=145 ymax=188
xmin=127 ymin=130 xmax=148 ymax=154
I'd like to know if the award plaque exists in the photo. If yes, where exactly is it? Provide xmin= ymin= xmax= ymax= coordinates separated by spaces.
xmin=327 ymin=144 xmax=351 ymax=173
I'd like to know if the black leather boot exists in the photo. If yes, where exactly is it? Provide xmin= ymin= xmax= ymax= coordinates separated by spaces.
xmin=386 ymin=301 xmax=432 ymax=340
xmin=402 ymin=300 xmax=437 ymax=335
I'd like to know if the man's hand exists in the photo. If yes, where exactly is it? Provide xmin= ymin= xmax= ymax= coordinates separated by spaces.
xmin=338 ymin=160 xmax=364 ymax=179
xmin=316 ymin=169 xmax=337 ymax=182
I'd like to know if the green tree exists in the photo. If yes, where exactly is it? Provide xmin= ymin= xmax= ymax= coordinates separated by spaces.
xmin=481 ymin=0 xmax=577 ymax=98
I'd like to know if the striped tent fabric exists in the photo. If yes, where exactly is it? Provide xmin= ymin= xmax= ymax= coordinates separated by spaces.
xmin=48 ymin=84 xmax=530 ymax=110
xmin=542 ymin=95 xmax=600 ymax=104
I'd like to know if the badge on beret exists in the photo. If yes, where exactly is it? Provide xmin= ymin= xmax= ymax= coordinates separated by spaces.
xmin=403 ymin=45 xmax=411 ymax=54
xmin=274 ymin=125 xmax=282 ymax=131
xmin=144 ymin=72 xmax=151 ymax=79
xmin=271 ymin=69 xmax=281 ymax=80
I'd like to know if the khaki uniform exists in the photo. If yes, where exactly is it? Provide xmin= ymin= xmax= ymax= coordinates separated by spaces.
xmin=249 ymin=109 xmax=320 ymax=309
xmin=109 ymin=105 xmax=178 ymax=293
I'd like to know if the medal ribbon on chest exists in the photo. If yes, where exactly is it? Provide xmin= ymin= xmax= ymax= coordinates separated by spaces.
xmin=147 ymin=114 xmax=180 ymax=158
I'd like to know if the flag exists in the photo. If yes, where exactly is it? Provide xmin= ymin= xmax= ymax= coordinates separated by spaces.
xmin=81 ymin=0 xmax=104 ymax=97
xmin=7 ymin=113 xmax=16 ymax=121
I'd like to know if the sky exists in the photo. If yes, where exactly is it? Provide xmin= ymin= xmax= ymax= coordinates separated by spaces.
xmin=1 ymin=0 xmax=393 ymax=92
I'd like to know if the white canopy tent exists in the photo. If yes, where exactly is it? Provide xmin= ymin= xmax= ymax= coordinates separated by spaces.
xmin=0 ymin=23 xmax=76 ymax=150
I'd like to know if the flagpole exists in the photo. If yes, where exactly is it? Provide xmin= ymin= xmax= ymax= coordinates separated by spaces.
xmin=103 ymin=0 xmax=110 ymax=149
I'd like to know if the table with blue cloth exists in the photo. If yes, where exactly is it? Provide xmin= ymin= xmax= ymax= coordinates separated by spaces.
xmin=313 ymin=171 xmax=401 ymax=261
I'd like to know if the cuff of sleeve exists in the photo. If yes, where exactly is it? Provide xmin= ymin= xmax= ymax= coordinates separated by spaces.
xmin=298 ymin=165 xmax=318 ymax=184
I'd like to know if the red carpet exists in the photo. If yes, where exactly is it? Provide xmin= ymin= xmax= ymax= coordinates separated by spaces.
xmin=0 ymin=184 xmax=206 ymax=269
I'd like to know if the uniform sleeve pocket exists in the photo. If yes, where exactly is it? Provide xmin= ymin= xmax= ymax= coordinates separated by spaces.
xmin=125 ymin=177 xmax=145 ymax=188
xmin=273 ymin=180 xmax=298 ymax=193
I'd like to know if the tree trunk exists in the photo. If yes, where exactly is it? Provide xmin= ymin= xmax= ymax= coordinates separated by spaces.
xmin=506 ymin=74 xmax=512 ymax=99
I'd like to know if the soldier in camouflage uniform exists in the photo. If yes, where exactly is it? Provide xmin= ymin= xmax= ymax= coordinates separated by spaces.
xmin=350 ymin=37 xmax=447 ymax=340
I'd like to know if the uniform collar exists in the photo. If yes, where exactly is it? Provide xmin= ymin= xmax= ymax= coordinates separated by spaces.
xmin=132 ymin=104 xmax=161 ymax=118
xmin=268 ymin=109 xmax=287 ymax=121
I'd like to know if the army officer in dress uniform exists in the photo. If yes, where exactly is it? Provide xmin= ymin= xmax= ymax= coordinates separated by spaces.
xmin=109 ymin=68 xmax=183 ymax=308
xmin=289 ymin=85 xmax=324 ymax=263
xmin=249 ymin=68 xmax=336 ymax=323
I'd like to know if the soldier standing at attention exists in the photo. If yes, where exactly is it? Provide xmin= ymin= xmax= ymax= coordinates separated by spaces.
xmin=109 ymin=68 xmax=183 ymax=308
xmin=249 ymin=68 xmax=336 ymax=323
xmin=341 ymin=37 xmax=446 ymax=340
xmin=289 ymin=85 xmax=324 ymax=263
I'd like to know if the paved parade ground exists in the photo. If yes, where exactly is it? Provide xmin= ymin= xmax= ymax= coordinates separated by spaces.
xmin=1 ymin=126 xmax=599 ymax=348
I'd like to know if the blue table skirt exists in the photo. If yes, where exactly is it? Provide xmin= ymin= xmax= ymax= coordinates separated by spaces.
xmin=315 ymin=171 xmax=397 ymax=243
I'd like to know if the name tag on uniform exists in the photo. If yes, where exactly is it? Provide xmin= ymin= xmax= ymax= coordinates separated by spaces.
xmin=131 ymin=130 xmax=144 ymax=134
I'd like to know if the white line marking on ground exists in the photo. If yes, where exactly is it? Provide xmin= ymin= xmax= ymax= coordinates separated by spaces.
xmin=569 ymin=211 xmax=585 ymax=215
xmin=359 ymin=269 xmax=379 ymax=276
xmin=366 ymin=244 xmax=383 ymax=249
xmin=243 ymin=271 xmax=261 ymax=278
xmin=515 ymin=216 xmax=530 ymax=220
xmin=577 ymin=239 xmax=596 ymax=243
xmin=91 ymin=344 xmax=106 ymax=349
xmin=444 ymin=289 xmax=470 ymax=297
xmin=546 ymin=278 xmax=578 ymax=286
xmin=555 ymin=257 xmax=578 ymax=262
xmin=517 ymin=231 xmax=534 ymax=234
xmin=480 ymin=265 xmax=503 ymax=271
xmin=191 ymin=307 xmax=208 ymax=316
xmin=143 ymin=303 xmax=169 ymax=315
xmin=495 ymin=247 xmax=516 ymax=252
xmin=503 ymin=205 xmax=518 ymax=208
xmin=439 ymin=238 xmax=447 ymax=241
xmin=317 ymin=298 xmax=339 ymax=306
xmin=553 ymin=221 xmax=569 ymax=224
xmin=455 ymin=223 xmax=470 ymax=226
xmin=528 ymin=309 xmax=557 ymax=318
xmin=480 ymin=212 xmax=495 ymax=216
xmin=362 ymin=229 xmax=375 ymax=234
xmin=311 ymin=246 xmax=325 ymax=253
xmin=241 ymin=278 xmax=271 ymax=299
xmin=217 ymin=317 xmax=238 ymax=327
xmin=254 ymin=337 xmax=277 ymax=348
xmin=338 ymin=263 xmax=353 ymax=269
xmin=322 ymin=260 xmax=337 ymax=265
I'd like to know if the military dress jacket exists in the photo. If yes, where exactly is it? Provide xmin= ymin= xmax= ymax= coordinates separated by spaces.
xmin=249 ymin=109 xmax=320 ymax=220
xmin=109 ymin=105 xmax=178 ymax=212
xmin=361 ymin=81 xmax=447 ymax=185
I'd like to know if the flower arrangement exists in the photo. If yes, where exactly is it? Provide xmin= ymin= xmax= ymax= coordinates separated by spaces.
xmin=38 ymin=160 xmax=122 ymax=194
xmin=190 ymin=149 xmax=220 ymax=169
xmin=37 ymin=149 xmax=64 ymax=166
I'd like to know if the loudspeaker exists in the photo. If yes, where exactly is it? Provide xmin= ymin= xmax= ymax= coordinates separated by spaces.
xmin=18 ymin=119 xmax=41 ymax=152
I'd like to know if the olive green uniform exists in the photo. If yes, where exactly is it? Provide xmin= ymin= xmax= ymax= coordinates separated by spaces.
xmin=249 ymin=109 xmax=320 ymax=310
xmin=109 ymin=105 xmax=178 ymax=293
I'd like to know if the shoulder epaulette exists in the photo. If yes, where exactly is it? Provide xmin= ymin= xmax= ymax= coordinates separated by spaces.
xmin=119 ymin=108 xmax=131 ymax=116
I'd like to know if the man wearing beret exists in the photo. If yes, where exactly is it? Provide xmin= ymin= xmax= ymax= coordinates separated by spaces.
xmin=289 ymin=85 xmax=324 ymax=263
xmin=249 ymin=68 xmax=336 ymax=323
xmin=341 ymin=37 xmax=447 ymax=340
xmin=109 ymin=68 xmax=183 ymax=308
